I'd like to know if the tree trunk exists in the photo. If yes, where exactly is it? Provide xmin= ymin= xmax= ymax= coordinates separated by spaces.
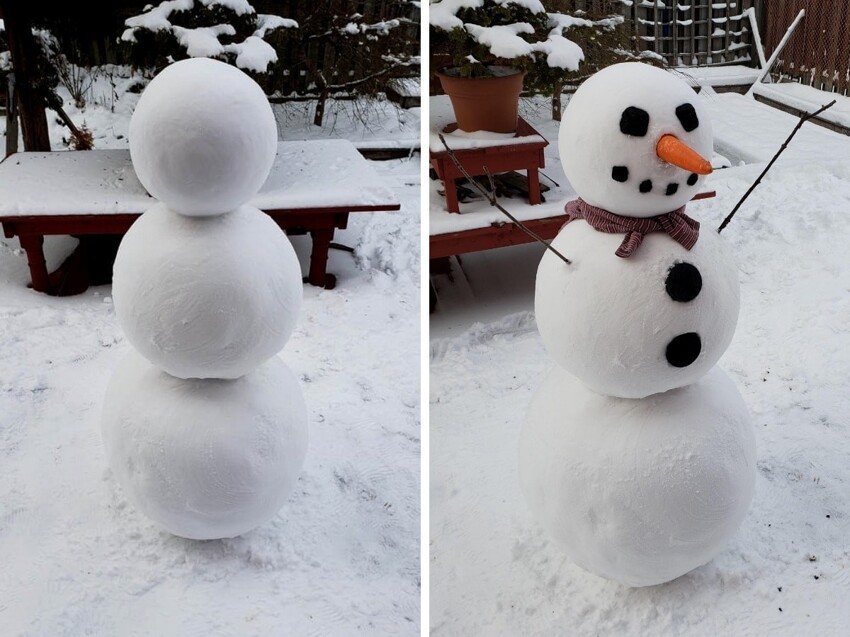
xmin=1 ymin=2 xmax=51 ymax=151
xmin=313 ymin=88 xmax=328 ymax=127
xmin=552 ymin=82 xmax=563 ymax=122
xmin=5 ymin=76 xmax=19 ymax=157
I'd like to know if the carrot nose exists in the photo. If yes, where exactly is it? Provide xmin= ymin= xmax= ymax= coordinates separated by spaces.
xmin=656 ymin=134 xmax=712 ymax=175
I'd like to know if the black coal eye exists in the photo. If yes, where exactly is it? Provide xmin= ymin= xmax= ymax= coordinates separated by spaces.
xmin=620 ymin=107 xmax=649 ymax=137
xmin=612 ymin=166 xmax=629 ymax=182
xmin=676 ymin=103 xmax=699 ymax=132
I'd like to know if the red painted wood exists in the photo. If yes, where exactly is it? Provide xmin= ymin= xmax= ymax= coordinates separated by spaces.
xmin=0 ymin=204 xmax=397 ymax=295
xmin=430 ymin=117 xmax=549 ymax=213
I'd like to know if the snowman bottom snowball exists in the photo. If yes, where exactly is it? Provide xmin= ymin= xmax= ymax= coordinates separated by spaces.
xmin=101 ymin=351 xmax=308 ymax=540
xmin=519 ymin=365 xmax=755 ymax=587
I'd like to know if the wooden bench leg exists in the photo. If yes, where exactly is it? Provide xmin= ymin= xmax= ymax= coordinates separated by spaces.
xmin=528 ymin=167 xmax=542 ymax=205
xmin=307 ymin=228 xmax=337 ymax=290
xmin=19 ymin=234 xmax=52 ymax=294
xmin=442 ymin=164 xmax=462 ymax=213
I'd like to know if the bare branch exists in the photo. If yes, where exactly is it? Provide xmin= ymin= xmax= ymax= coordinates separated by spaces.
xmin=718 ymin=100 xmax=837 ymax=233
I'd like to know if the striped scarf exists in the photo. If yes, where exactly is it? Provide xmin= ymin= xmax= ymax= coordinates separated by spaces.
xmin=564 ymin=198 xmax=700 ymax=258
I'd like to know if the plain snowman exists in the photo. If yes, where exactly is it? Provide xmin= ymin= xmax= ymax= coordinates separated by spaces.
xmin=102 ymin=58 xmax=308 ymax=540
xmin=521 ymin=63 xmax=756 ymax=587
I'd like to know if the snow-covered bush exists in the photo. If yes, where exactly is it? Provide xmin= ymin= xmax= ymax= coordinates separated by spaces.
xmin=120 ymin=0 xmax=296 ymax=75
xmin=430 ymin=0 xmax=631 ymax=117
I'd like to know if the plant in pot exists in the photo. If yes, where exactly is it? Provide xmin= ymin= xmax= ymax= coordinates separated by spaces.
xmin=430 ymin=0 xmax=587 ymax=133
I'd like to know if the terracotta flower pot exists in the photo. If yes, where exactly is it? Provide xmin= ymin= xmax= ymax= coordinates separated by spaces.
xmin=437 ymin=66 xmax=526 ymax=133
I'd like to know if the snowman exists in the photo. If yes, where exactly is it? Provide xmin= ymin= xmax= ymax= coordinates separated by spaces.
xmin=519 ymin=63 xmax=756 ymax=587
xmin=100 ymin=58 xmax=308 ymax=540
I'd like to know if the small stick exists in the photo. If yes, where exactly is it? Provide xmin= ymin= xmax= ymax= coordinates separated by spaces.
xmin=438 ymin=134 xmax=571 ymax=265
xmin=717 ymin=100 xmax=836 ymax=233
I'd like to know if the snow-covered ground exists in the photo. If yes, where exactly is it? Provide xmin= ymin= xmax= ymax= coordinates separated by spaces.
xmin=431 ymin=94 xmax=850 ymax=634
xmin=0 ymin=74 xmax=420 ymax=635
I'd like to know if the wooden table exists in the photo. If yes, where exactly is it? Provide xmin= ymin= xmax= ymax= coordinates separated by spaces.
xmin=429 ymin=96 xmax=548 ymax=214
xmin=0 ymin=140 xmax=399 ymax=294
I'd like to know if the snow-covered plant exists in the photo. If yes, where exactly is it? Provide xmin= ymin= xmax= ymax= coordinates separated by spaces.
xmin=430 ymin=0 xmax=589 ymax=78
xmin=120 ymin=0 xmax=296 ymax=75
xmin=431 ymin=0 xmax=631 ymax=118
xmin=263 ymin=1 xmax=420 ymax=126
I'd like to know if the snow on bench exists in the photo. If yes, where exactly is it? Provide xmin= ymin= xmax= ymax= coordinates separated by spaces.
xmin=700 ymin=88 xmax=850 ymax=166
xmin=430 ymin=95 xmax=546 ymax=153
xmin=752 ymin=82 xmax=850 ymax=132
xmin=0 ymin=140 xmax=397 ymax=216
xmin=672 ymin=64 xmax=761 ymax=88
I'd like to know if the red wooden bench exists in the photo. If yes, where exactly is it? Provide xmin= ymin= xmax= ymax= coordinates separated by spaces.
xmin=0 ymin=141 xmax=399 ymax=294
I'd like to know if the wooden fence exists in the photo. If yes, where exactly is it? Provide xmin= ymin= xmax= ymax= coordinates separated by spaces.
xmin=764 ymin=1 xmax=850 ymax=95
xmin=565 ymin=0 xmax=760 ymax=67
xmin=624 ymin=0 xmax=758 ymax=67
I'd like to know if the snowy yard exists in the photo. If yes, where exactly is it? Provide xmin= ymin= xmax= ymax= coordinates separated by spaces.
xmin=430 ymin=94 xmax=850 ymax=634
xmin=0 ymin=81 xmax=421 ymax=634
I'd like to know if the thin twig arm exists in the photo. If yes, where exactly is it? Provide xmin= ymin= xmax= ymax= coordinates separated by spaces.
xmin=717 ymin=100 xmax=836 ymax=234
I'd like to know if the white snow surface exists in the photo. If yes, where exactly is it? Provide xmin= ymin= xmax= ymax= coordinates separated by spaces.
xmin=102 ymin=351 xmax=308 ymax=540
xmin=520 ymin=366 xmax=756 ymax=587
xmin=129 ymin=58 xmax=278 ymax=216
xmin=753 ymin=82 xmax=850 ymax=130
xmin=112 ymin=204 xmax=303 ymax=380
xmin=535 ymin=222 xmax=740 ymax=398
xmin=430 ymin=0 xmax=546 ymax=31
xmin=429 ymin=94 xmax=546 ymax=152
xmin=431 ymin=96 xmax=850 ymax=633
xmin=0 ymin=141 xmax=397 ymax=216
xmin=672 ymin=64 xmax=761 ymax=87
xmin=0 ymin=111 xmax=420 ymax=633
xmin=121 ymin=0 xmax=295 ymax=72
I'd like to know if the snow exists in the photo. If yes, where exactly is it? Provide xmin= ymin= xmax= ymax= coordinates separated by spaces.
xmin=536 ymin=223 xmax=740 ymax=398
xmin=431 ymin=93 xmax=850 ymax=633
xmin=559 ymin=63 xmax=713 ymax=218
xmin=224 ymin=34 xmax=279 ymax=74
xmin=197 ymin=0 xmax=255 ymax=15
xmin=430 ymin=0 xmax=545 ymax=31
xmin=536 ymin=33 xmax=584 ymax=70
xmin=673 ymin=64 xmax=761 ymax=87
xmin=122 ymin=0 xmax=193 ymax=37
xmin=0 ymin=141 xmax=397 ymax=216
xmin=254 ymin=14 xmax=297 ymax=38
xmin=173 ymin=24 xmax=235 ymax=57
xmin=753 ymin=82 xmax=850 ymax=131
xmin=699 ymin=88 xmax=850 ymax=165
xmin=429 ymin=95 xmax=546 ymax=153
xmin=121 ymin=0 xmax=295 ymax=73
xmin=464 ymin=23 xmax=536 ymax=59
xmin=520 ymin=366 xmax=755 ymax=587
xmin=129 ymin=58 xmax=278 ymax=217
xmin=102 ymin=351 xmax=308 ymax=539
xmin=0 ymin=105 xmax=420 ymax=635
xmin=112 ymin=204 xmax=303 ymax=379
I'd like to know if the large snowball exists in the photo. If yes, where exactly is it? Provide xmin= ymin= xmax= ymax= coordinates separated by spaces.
xmin=560 ymin=62 xmax=713 ymax=218
xmin=129 ymin=57 xmax=278 ymax=216
xmin=113 ymin=203 xmax=302 ymax=380
xmin=101 ymin=351 xmax=308 ymax=540
xmin=535 ymin=222 xmax=739 ymax=399
xmin=520 ymin=365 xmax=756 ymax=587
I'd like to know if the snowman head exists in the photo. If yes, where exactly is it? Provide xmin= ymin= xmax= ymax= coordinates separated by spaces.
xmin=129 ymin=58 xmax=278 ymax=217
xmin=559 ymin=62 xmax=713 ymax=218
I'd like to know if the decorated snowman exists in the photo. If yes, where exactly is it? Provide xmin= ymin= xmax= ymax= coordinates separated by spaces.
xmin=520 ymin=63 xmax=756 ymax=587
xmin=101 ymin=58 xmax=308 ymax=540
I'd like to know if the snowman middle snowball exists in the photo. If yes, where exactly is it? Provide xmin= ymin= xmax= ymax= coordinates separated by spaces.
xmin=536 ymin=62 xmax=739 ymax=399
